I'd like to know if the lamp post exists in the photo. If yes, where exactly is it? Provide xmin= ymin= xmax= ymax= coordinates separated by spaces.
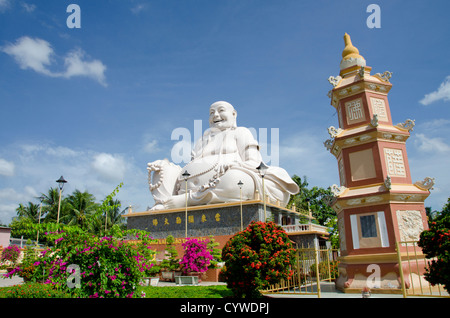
xmin=182 ymin=170 xmax=190 ymax=238
xmin=56 ymin=176 xmax=67 ymax=224
xmin=256 ymin=162 xmax=269 ymax=222
xmin=238 ymin=180 xmax=243 ymax=231
xmin=36 ymin=196 xmax=44 ymax=244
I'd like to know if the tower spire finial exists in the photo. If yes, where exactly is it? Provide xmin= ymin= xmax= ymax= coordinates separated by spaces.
xmin=342 ymin=33 xmax=362 ymax=60
xmin=339 ymin=33 xmax=366 ymax=72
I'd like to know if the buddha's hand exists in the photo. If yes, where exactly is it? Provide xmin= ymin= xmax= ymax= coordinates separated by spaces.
xmin=215 ymin=163 xmax=230 ymax=177
xmin=147 ymin=160 xmax=166 ymax=171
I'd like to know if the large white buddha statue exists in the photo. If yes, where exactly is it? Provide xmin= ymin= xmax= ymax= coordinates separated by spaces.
xmin=147 ymin=101 xmax=299 ymax=210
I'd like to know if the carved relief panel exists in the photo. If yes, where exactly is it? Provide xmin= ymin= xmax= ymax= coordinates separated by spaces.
xmin=396 ymin=210 xmax=424 ymax=242
xmin=384 ymin=148 xmax=406 ymax=177
xmin=369 ymin=97 xmax=388 ymax=122
xmin=345 ymin=98 xmax=365 ymax=125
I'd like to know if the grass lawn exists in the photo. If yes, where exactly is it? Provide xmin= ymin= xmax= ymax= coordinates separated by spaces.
xmin=0 ymin=283 xmax=234 ymax=298
xmin=138 ymin=285 xmax=233 ymax=298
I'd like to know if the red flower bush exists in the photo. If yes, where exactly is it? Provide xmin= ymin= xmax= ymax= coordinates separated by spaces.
xmin=418 ymin=204 xmax=450 ymax=293
xmin=221 ymin=221 xmax=296 ymax=297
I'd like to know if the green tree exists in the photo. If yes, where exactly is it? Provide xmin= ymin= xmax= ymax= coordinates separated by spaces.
xmin=104 ymin=199 xmax=127 ymax=230
xmin=15 ymin=202 xmax=40 ymax=223
xmin=88 ymin=183 xmax=123 ymax=235
xmin=221 ymin=221 xmax=296 ymax=298
xmin=63 ymin=190 xmax=98 ymax=229
xmin=418 ymin=197 xmax=450 ymax=292
xmin=9 ymin=216 xmax=37 ymax=241
xmin=161 ymin=235 xmax=180 ymax=272
xmin=288 ymin=175 xmax=336 ymax=225
xmin=325 ymin=217 xmax=339 ymax=249
xmin=41 ymin=187 xmax=68 ymax=223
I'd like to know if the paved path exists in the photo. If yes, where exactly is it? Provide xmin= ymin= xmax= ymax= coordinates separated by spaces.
xmin=0 ymin=274 xmax=23 ymax=287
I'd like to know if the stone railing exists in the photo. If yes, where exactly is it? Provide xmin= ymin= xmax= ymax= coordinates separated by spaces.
xmin=282 ymin=223 xmax=328 ymax=234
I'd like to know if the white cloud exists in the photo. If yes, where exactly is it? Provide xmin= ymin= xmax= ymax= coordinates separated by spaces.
xmin=419 ymin=76 xmax=450 ymax=106
xmin=0 ymin=158 xmax=15 ymax=176
xmin=0 ymin=143 xmax=152 ymax=224
xmin=21 ymin=2 xmax=36 ymax=12
xmin=143 ymin=140 xmax=159 ymax=153
xmin=63 ymin=49 xmax=107 ymax=86
xmin=414 ymin=133 xmax=450 ymax=153
xmin=0 ymin=0 xmax=10 ymax=12
xmin=1 ymin=36 xmax=55 ymax=76
xmin=0 ymin=188 xmax=25 ymax=201
xmin=1 ymin=36 xmax=107 ymax=86
xmin=91 ymin=153 xmax=126 ymax=183
xmin=131 ymin=4 xmax=147 ymax=14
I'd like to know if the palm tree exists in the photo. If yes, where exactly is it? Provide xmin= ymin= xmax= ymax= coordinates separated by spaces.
xmin=64 ymin=190 xmax=98 ymax=229
xmin=16 ymin=202 xmax=40 ymax=223
xmin=288 ymin=175 xmax=310 ymax=212
xmin=89 ymin=198 xmax=126 ymax=234
xmin=105 ymin=199 xmax=127 ymax=230
xmin=288 ymin=175 xmax=336 ymax=225
xmin=41 ymin=187 xmax=67 ymax=223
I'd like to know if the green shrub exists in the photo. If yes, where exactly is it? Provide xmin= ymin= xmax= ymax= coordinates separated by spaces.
xmin=160 ymin=235 xmax=180 ymax=271
xmin=1 ymin=245 xmax=21 ymax=265
xmin=0 ymin=282 xmax=70 ymax=298
xmin=221 ymin=221 xmax=296 ymax=298
xmin=418 ymin=201 xmax=450 ymax=293
xmin=179 ymin=238 xmax=213 ymax=274
xmin=21 ymin=229 xmax=155 ymax=298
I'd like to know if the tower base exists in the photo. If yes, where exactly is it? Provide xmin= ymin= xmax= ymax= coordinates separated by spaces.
xmin=335 ymin=252 xmax=430 ymax=294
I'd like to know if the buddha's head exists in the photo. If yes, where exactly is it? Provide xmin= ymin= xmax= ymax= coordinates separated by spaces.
xmin=209 ymin=101 xmax=237 ymax=130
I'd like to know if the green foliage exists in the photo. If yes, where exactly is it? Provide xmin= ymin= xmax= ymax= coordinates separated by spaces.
xmin=324 ymin=217 xmax=340 ymax=249
xmin=207 ymin=235 xmax=222 ymax=269
xmin=288 ymin=175 xmax=336 ymax=225
xmin=418 ymin=197 xmax=450 ymax=293
xmin=0 ymin=282 xmax=70 ymax=298
xmin=221 ymin=221 xmax=296 ymax=298
xmin=160 ymin=235 xmax=180 ymax=271
xmin=1 ymin=245 xmax=21 ymax=264
xmin=10 ymin=183 xmax=125 ymax=239
xmin=17 ymin=246 xmax=41 ymax=281
xmin=179 ymin=238 xmax=213 ymax=274
xmin=63 ymin=190 xmax=98 ymax=228
xmin=16 ymin=202 xmax=40 ymax=222
xmin=6 ymin=227 xmax=156 ymax=298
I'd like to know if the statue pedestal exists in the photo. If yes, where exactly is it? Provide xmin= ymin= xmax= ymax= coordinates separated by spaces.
xmin=124 ymin=200 xmax=302 ymax=239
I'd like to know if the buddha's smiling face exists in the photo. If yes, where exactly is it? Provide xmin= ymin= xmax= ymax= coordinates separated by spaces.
xmin=209 ymin=102 xmax=237 ymax=130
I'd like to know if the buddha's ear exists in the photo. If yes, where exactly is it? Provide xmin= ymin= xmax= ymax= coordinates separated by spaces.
xmin=232 ymin=111 xmax=237 ymax=127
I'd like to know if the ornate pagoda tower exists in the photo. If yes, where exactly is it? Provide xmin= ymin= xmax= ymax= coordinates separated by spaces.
xmin=325 ymin=33 xmax=435 ymax=293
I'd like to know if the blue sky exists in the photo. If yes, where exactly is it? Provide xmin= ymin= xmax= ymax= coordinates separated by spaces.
xmin=0 ymin=0 xmax=449 ymax=224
